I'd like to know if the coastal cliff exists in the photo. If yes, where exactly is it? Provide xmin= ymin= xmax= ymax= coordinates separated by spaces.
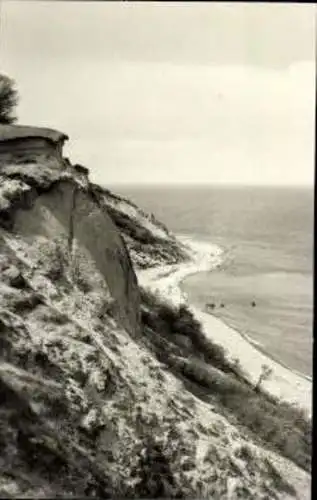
xmin=0 ymin=151 xmax=311 ymax=498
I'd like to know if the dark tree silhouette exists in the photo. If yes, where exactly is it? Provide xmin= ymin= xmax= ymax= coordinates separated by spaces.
xmin=0 ymin=74 xmax=18 ymax=124
xmin=254 ymin=364 xmax=273 ymax=392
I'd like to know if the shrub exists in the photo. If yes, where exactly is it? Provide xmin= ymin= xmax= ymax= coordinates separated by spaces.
xmin=45 ymin=241 xmax=67 ymax=282
xmin=218 ymin=388 xmax=311 ymax=471
xmin=39 ymin=309 xmax=69 ymax=325
xmin=74 ymin=274 xmax=92 ymax=294
xmin=141 ymin=288 xmax=234 ymax=374
xmin=131 ymin=436 xmax=183 ymax=498
xmin=140 ymin=288 xmax=312 ymax=472
xmin=12 ymin=292 xmax=43 ymax=314
xmin=106 ymin=205 xmax=157 ymax=245
xmin=235 ymin=444 xmax=253 ymax=462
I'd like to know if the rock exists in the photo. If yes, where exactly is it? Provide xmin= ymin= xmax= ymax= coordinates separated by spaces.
xmin=2 ymin=265 xmax=28 ymax=289
xmin=0 ymin=152 xmax=311 ymax=500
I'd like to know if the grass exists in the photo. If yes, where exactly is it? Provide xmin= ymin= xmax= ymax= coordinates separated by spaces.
xmin=106 ymin=204 xmax=158 ymax=245
xmin=104 ymin=203 xmax=188 ymax=265
xmin=140 ymin=288 xmax=312 ymax=473
xmin=141 ymin=288 xmax=246 ymax=380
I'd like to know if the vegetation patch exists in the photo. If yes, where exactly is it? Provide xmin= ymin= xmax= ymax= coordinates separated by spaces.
xmin=264 ymin=458 xmax=297 ymax=496
xmin=140 ymin=288 xmax=312 ymax=472
xmin=141 ymin=288 xmax=245 ymax=379
xmin=106 ymin=204 xmax=158 ymax=245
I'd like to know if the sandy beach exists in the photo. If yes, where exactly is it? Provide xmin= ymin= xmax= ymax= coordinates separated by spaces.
xmin=137 ymin=235 xmax=312 ymax=418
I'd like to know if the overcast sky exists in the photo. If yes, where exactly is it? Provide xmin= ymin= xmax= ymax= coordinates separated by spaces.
xmin=1 ymin=1 xmax=316 ymax=186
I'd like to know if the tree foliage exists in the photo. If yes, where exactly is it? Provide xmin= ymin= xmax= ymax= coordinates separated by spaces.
xmin=0 ymin=74 xmax=18 ymax=124
xmin=255 ymin=364 xmax=273 ymax=392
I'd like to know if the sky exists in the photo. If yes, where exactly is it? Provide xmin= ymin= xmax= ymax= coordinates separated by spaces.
xmin=0 ymin=1 xmax=316 ymax=186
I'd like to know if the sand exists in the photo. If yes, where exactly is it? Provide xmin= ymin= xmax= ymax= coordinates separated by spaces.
xmin=137 ymin=235 xmax=312 ymax=418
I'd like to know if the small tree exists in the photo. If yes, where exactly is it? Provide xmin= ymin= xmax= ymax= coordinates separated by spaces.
xmin=255 ymin=364 xmax=273 ymax=392
xmin=0 ymin=74 xmax=18 ymax=124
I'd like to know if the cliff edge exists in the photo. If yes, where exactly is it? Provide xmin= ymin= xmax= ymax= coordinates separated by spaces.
xmin=0 ymin=153 xmax=311 ymax=498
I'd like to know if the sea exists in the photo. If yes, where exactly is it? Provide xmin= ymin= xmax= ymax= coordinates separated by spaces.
xmin=111 ymin=185 xmax=314 ymax=378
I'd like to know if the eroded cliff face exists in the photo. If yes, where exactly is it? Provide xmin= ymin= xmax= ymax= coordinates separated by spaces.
xmin=0 ymin=157 xmax=311 ymax=499
xmin=0 ymin=158 xmax=191 ymax=497
xmin=92 ymin=183 xmax=190 ymax=269
xmin=0 ymin=161 xmax=140 ymax=338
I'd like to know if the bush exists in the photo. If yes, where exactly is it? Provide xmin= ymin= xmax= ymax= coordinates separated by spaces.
xmin=45 ymin=241 xmax=67 ymax=282
xmin=106 ymin=205 xmax=157 ymax=245
xmin=134 ymin=437 xmax=180 ymax=498
xmin=216 ymin=380 xmax=311 ymax=471
xmin=140 ymin=288 xmax=312 ymax=472
xmin=141 ymin=288 xmax=234 ymax=374
xmin=12 ymin=292 xmax=43 ymax=314
xmin=39 ymin=309 xmax=70 ymax=325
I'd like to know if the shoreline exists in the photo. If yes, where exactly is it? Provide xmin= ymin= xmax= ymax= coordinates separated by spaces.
xmin=210 ymin=312 xmax=312 ymax=383
xmin=137 ymin=235 xmax=312 ymax=417
xmin=189 ymin=299 xmax=312 ymax=383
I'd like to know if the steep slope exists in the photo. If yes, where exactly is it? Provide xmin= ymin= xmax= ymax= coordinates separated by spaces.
xmin=0 ymin=157 xmax=311 ymax=498
xmin=0 ymin=161 xmax=140 ymax=337
xmin=92 ymin=183 xmax=190 ymax=269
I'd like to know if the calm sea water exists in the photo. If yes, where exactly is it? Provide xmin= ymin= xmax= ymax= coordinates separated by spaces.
xmin=111 ymin=185 xmax=314 ymax=377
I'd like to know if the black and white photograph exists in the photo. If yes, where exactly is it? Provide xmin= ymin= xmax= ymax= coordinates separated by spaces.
xmin=0 ymin=1 xmax=314 ymax=498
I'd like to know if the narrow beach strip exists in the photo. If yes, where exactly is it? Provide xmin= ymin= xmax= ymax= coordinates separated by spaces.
xmin=137 ymin=235 xmax=312 ymax=417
